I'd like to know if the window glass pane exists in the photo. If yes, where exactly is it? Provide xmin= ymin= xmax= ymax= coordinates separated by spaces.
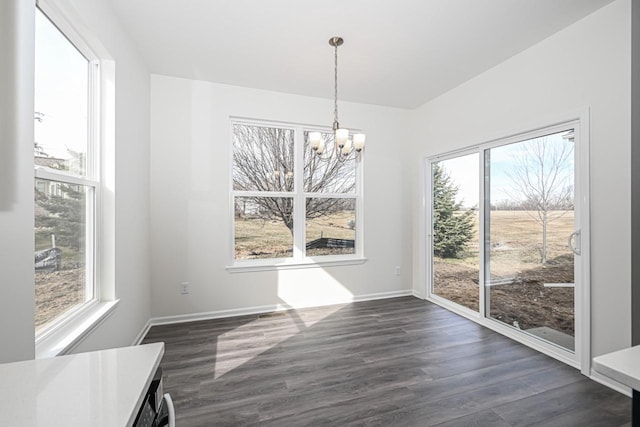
xmin=304 ymin=131 xmax=356 ymax=194
xmin=485 ymin=130 xmax=575 ymax=351
xmin=431 ymin=154 xmax=480 ymax=312
xmin=34 ymin=9 xmax=89 ymax=176
xmin=234 ymin=197 xmax=294 ymax=259
xmin=305 ymin=198 xmax=356 ymax=256
xmin=35 ymin=179 xmax=92 ymax=332
xmin=233 ymin=124 xmax=295 ymax=192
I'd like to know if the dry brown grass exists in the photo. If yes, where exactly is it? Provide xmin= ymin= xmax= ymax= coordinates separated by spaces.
xmin=35 ymin=268 xmax=84 ymax=332
xmin=488 ymin=210 xmax=574 ymax=274
xmin=445 ymin=210 xmax=574 ymax=265
xmin=433 ymin=210 xmax=576 ymax=336
xmin=235 ymin=210 xmax=355 ymax=259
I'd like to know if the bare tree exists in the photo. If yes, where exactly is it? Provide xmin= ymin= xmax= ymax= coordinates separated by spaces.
xmin=233 ymin=124 xmax=356 ymax=234
xmin=506 ymin=135 xmax=574 ymax=264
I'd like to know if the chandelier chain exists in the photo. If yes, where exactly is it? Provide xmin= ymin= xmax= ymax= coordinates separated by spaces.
xmin=309 ymin=36 xmax=363 ymax=160
xmin=333 ymin=42 xmax=339 ymax=129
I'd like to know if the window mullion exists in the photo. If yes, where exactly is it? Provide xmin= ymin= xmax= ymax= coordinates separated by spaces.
xmin=293 ymin=126 xmax=305 ymax=260
xmin=34 ymin=167 xmax=98 ymax=188
xmin=232 ymin=190 xmax=294 ymax=198
xmin=87 ymin=60 xmax=100 ymax=180
xmin=479 ymin=149 xmax=487 ymax=317
xmin=85 ymin=186 xmax=96 ymax=301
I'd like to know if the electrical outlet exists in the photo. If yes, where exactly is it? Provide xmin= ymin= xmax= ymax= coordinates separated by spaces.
xmin=395 ymin=266 xmax=401 ymax=276
xmin=180 ymin=282 xmax=189 ymax=294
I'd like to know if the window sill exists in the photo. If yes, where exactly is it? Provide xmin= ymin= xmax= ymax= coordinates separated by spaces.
xmin=226 ymin=257 xmax=367 ymax=273
xmin=35 ymin=300 xmax=119 ymax=359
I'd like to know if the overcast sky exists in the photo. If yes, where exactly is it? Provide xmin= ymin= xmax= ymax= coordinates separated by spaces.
xmin=436 ymin=132 xmax=574 ymax=208
xmin=34 ymin=9 xmax=88 ymax=162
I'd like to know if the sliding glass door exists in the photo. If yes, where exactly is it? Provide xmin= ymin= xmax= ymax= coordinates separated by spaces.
xmin=428 ymin=121 xmax=585 ymax=361
xmin=485 ymin=129 xmax=576 ymax=351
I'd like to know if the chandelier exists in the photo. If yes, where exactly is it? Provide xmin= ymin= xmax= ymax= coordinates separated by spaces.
xmin=309 ymin=36 xmax=365 ymax=158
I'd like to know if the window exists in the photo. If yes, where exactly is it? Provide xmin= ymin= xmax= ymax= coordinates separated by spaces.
xmin=230 ymin=120 xmax=363 ymax=269
xmin=34 ymin=7 xmax=100 ymax=335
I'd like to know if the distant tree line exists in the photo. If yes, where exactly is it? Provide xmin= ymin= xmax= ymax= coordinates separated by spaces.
xmin=490 ymin=191 xmax=573 ymax=211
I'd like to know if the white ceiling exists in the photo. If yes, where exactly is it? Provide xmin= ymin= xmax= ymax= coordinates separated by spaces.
xmin=107 ymin=0 xmax=615 ymax=109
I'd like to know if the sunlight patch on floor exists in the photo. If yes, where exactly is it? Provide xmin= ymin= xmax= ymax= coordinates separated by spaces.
xmin=213 ymin=303 xmax=343 ymax=379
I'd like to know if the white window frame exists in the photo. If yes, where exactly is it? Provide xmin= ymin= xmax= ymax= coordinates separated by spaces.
xmin=421 ymin=111 xmax=591 ymax=374
xmin=227 ymin=117 xmax=366 ymax=273
xmin=34 ymin=1 xmax=118 ymax=358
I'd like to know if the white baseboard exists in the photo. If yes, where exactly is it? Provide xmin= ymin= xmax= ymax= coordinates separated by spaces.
xmin=352 ymin=290 xmax=413 ymax=303
xmin=412 ymin=289 xmax=425 ymax=299
xmin=147 ymin=289 xmax=413 ymax=328
xmin=131 ymin=319 xmax=152 ymax=346
xmin=589 ymin=369 xmax=632 ymax=397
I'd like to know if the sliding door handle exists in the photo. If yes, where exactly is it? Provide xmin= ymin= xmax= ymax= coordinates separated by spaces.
xmin=568 ymin=230 xmax=581 ymax=255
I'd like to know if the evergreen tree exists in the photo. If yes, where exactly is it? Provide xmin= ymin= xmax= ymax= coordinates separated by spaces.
xmin=34 ymin=148 xmax=87 ymax=254
xmin=432 ymin=164 xmax=474 ymax=258
xmin=35 ymin=183 xmax=85 ymax=252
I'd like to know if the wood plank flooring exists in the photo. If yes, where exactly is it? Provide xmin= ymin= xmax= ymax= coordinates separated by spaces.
xmin=142 ymin=297 xmax=631 ymax=426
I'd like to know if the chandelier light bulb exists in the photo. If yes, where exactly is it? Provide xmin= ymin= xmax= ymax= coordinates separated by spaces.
xmin=353 ymin=133 xmax=366 ymax=151
xmin=341 ymin=140 xmax=353 ymax=156
xmin=336 ymin=128 xmax=349 ymax=148
xmin=309 ymin=132 xmax=322 ymax=150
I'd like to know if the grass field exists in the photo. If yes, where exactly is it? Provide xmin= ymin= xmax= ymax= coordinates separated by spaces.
xmin=433 ymin=210 xmax=575 ymax=337
xmin=437 ymin=210 xmax=574 ymax=265
xmin=35 ymin=268 xmax=84 ymax=331
xmin=34 ymin=235 xmax=86 ymax=331
xmin=488 ymin=210 xmax=575 ymax=275
xmin=235 ymin=210 xmax=355 ymax=259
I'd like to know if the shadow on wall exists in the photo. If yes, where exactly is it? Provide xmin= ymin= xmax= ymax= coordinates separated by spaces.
xmin=0 ymin=136 xmax=17 ymax=211
xmin=0 ymin=0 xmax=23 ymax=211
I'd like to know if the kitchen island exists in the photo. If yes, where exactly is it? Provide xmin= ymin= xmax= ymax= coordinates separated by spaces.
xmin=593 ymin=345 xmax=640 ymax=427
xmin=0 ymin=342 xmax=164 ymax=426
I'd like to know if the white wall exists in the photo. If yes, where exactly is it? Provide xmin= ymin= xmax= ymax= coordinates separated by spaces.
xmin=63 ymin=0 xmax=152 ymax=353
xmin=409 ymin=0 xmax=632 ymax=358
xmin=0 ymin=0 xmax=152 ymax=361
xmin=0 ymin=0 xmax=36 ymax=363
xmin=631 ymin=0 xmax=640 ymax=346
xmin=149 ymin=76 xmax=412 ymax=318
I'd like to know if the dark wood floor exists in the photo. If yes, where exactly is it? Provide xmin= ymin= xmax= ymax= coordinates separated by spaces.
xmin=142 ymin=297 xmax=631 ymax=426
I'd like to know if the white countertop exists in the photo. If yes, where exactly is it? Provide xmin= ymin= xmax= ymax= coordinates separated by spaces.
xmin=593 ymin=345 xmax=640 ymax=391
xmin=0 ymin=342 xmax=164 ymax=427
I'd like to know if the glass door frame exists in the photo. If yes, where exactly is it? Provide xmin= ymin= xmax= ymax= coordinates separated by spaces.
xmin=425 ymin=147 xmax=483 ymax=319
xmin=422 ymin=112 xmax=591 ymax=375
